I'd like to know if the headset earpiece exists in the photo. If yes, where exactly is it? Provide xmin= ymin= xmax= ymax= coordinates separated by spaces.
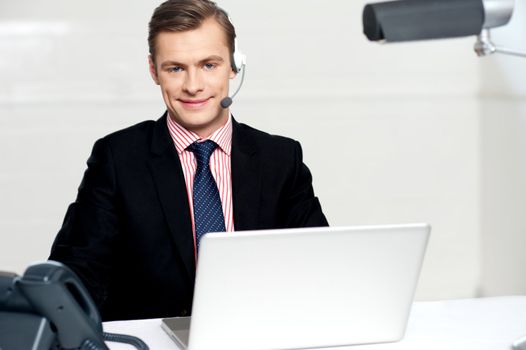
xmin=231 ymin=39 xmax=246 ymax=73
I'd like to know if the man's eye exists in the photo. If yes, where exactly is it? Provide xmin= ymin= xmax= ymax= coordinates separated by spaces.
xmin=203 ymin=63 xmax=216 ymax=70
xmin=168 ymin=66 xmax=183 ymax=73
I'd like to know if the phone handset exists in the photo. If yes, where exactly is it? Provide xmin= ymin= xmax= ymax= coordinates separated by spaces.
xmin=16 ymin=261 xmax=108 ymax=350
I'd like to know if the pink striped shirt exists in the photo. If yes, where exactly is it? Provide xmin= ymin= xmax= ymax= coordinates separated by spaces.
xmin=166 ymin=115 xmax=234 ymax=257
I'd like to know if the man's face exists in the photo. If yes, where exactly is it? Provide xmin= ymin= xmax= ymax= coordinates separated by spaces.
xmin=149 ymin=18 xmax=235 ymax=138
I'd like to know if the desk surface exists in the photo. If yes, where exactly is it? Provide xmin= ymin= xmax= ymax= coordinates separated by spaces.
xmin=103 ymin=296 xmax=526 ymax=350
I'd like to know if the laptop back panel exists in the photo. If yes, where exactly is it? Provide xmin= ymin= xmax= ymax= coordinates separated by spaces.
xmin=187 ymin=224 xmax=430 ymax=350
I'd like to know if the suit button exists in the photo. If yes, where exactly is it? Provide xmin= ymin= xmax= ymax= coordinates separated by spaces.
xmin=180 ymin=309 xmax=188 ymax=316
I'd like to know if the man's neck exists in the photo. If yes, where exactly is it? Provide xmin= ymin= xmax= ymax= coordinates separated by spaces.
xmin=168 ymin=113 xmax=229 ymax=140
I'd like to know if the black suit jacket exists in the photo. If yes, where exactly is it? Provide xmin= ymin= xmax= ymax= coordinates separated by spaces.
xmin=50 ymin=114 xmax=328 ymax=321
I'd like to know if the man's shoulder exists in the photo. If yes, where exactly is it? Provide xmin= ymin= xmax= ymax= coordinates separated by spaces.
xmin=234 ymin=121 xmax=299 ymax=149
xmin=102 ymin=119 xmax=158 ymax=144
xmin=90 ymin=117 xmax=165 ymax=160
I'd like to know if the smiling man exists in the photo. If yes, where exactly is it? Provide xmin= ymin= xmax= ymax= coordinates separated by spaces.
xmin=49 ymin=0 xmax=328 ymax=321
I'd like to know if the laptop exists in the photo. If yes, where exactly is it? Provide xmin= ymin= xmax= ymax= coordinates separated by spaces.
xmin=161 ymin=223 xmax=430 ymax=350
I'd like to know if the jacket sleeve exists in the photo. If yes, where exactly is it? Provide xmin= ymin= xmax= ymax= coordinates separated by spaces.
xmin=49 ymin=137 xmax=120 ymax=308
xmin=283 ymin=141 xmax=329 ymax=228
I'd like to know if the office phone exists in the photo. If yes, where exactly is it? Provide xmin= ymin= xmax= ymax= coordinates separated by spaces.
xmin=0 ymin=261 xmax=148 ymax=350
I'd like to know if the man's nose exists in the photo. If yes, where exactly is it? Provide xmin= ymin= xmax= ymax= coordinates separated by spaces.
xmin=183 ymin=69 xmax=204 ymax=95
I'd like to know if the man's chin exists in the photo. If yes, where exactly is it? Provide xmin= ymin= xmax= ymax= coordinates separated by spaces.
xmin=169 ymin=111 xmax=227 ymax=136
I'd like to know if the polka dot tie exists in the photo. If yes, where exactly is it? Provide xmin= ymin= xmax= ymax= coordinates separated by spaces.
xmin=187 ymin=140 xmax=226 ymax=252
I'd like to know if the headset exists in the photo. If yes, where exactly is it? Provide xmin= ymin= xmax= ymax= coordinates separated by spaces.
xmin=221 ymin=38 xmax=247 ymax=108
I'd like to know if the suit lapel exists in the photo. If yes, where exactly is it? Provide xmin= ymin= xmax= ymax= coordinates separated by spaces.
xmin=231 ymin=118 xmax=261 ymax=231
xmin=147 ymin=114 xmax=195 ymax=282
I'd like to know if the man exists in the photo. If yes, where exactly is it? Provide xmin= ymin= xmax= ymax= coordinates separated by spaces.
xmin=49 ymin=0 xmax=328 ymax=321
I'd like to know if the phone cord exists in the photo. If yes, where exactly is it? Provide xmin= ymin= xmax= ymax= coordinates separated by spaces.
xmin=102 ymin=332 xmax=149 ymax=350
xmin=78 ymin=332 xmax=149 ymax=350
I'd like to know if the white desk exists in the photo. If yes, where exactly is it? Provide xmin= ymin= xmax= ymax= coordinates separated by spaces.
xmin=103 ymin=296 xmax=526 ymax=350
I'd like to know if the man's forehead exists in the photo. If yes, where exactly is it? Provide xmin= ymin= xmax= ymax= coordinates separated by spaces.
xmin=155 ymin=19 xmax=229 ymax=52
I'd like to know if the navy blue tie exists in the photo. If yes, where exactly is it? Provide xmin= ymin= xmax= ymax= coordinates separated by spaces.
xmin=187 ymin=140 xmax=226 ymax=251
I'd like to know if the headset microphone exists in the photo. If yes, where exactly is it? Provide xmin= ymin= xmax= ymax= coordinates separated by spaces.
xmin=220 ymin=39 xmax=246 ymax=109
xmin=220 ymin=97 xmax=233 ymax=109
xmin=220 ymin=64 xmax=245 ymax=108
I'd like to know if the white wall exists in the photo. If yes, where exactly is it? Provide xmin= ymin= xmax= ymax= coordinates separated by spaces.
xmin=0 ymin=0 xmax=524 ymax=300
xmin=478 ymin=0 xmax=526 ymax=296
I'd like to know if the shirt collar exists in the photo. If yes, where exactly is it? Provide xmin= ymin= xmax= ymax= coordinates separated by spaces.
xmin=166 ymin=114 xmax=232 ymax=156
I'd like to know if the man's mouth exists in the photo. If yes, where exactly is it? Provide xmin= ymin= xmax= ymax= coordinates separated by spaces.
xmin=178 ymin=98 xmax=211 ymax=109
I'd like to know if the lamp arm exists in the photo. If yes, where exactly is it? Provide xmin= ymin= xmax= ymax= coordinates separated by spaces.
xmin=474 ymin=29 xmax=526 ymax=58
xmin=494 ymin=46 xmax=526 ymax=58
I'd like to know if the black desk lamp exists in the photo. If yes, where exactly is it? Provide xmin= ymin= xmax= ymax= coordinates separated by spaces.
xmin=362 ymin=0 xmax=525 ymax=58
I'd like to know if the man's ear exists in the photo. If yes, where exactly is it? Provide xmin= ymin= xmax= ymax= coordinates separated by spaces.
xmin=148 ymin=55 xmax=160 ymax=85
xmin=229 ymin=68 xmax=236 ymax=80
